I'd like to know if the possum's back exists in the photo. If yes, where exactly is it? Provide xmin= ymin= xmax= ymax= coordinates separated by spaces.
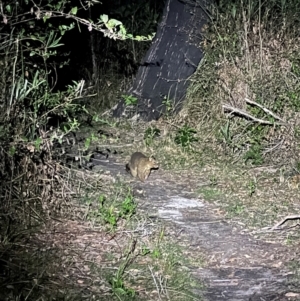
xmin=130 ymin=152 xmax=147 ymax=168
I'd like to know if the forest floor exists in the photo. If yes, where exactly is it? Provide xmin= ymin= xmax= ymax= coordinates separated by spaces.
xmin=91 ymin=149 xmax=300 ymax=301
xmin=2 ymin=120 xmax=300 ymax=301
xmin=61 ymin=119 xmax=300 ymax=301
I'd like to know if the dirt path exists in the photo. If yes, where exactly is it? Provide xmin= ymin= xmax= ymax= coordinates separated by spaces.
xmin=93 ymin=154 xmax=296 ymax=301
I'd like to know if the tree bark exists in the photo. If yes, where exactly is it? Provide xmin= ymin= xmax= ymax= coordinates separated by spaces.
xmin=113 ymin=0 xmax=210 ymax=121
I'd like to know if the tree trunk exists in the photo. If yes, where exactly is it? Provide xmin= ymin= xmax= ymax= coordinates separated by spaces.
xmin=113 ymin=0 xmax=210 ymax=121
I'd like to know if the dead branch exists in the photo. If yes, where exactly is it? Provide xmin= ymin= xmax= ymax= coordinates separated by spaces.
xmin=245 ymin=98 xmax=287 ymax=125
xmin=222 ymin=104 xmax=277 ymax=125
xmin=271 ymin=215 xmax=300 ymax=230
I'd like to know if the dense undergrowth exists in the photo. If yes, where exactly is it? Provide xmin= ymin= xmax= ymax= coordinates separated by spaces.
xmin=185 ymin=0 xmax=300 ymax=167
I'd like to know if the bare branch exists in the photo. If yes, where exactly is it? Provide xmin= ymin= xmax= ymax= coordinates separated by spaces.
xmin=245 ymin=98 xmax=287 ymax=125
xmin=271 ymin=215 xmax=300 ymax=230
xmin=222 ymin=104 xmax=277 ymax=125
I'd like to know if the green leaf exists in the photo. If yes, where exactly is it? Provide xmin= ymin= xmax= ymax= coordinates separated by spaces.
xmin=5 ymin=5 xmax=11 ymax=13
xmin=114 ymin=288 xmax=126 ymax=295
xmin=108 ymin=19 xmax=122 ymax=27
xmin=9 ymin=146 xmax=16 ymax=156
xmin=100 ymin=14 xmax=108 ymax=23
xmin=119 ymin=24 xmax=126 ymax=35
xmin=71 ymin=6 xmax=78 ymax=15
xmin=34 ymin=137 xmax=42 ymax=151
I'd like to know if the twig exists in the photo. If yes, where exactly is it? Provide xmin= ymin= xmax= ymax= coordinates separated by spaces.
xmin=94 ymin=144 xmax=133 ymax=148
xmin=222 ymin=104 xmax=276 ymax=125
xmin=245 ymin=98 xmax=287 ymax=124
xmin=263 ymin=140 xmax=284 ymax=154
xmin=148 ymin=265 xmax=162 ymax=301
xmin=271 ymin=215 xmax=300 ymax=230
